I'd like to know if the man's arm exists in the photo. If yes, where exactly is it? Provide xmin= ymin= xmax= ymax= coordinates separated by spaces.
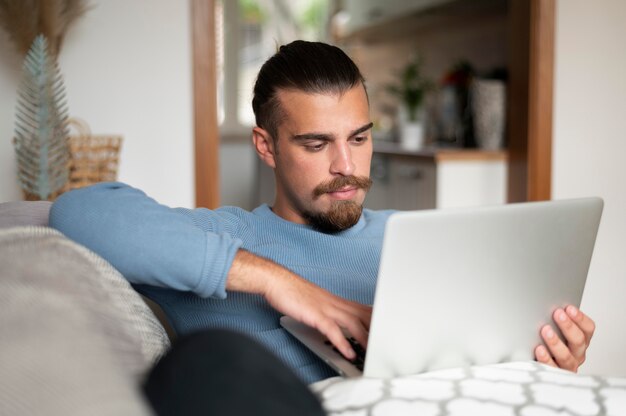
xmin=50 ymin=182 xmax=368 ymax=358
xmin=534 ymin=305 xmax=595 ymax=372
xmin=228 ymin=250 xmax=371 ymax=359
xmin=50 ymin=182 xmax=238 ymax=298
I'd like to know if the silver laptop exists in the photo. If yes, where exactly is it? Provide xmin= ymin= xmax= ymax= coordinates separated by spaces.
xmin=281 ymin=197 xmax=603 ymax=378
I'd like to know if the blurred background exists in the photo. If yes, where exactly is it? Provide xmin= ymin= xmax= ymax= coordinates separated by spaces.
xmin=0 ymin=0 xmax=624 ymax=377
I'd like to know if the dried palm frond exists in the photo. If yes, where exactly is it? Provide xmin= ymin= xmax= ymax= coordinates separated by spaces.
xmin=14 ymin=35 xmax=70 ymax=200
xmin=0 ymin=0 xmax=38 ymax=55
xmin=0 ymin=0 xmax=89 ymax=57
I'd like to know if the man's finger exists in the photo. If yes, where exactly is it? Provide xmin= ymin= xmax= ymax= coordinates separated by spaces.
xmin=328 ymin=298 xmax=371 ymax=346
xmin=335 ymin=300 xmax=372 ymax=328
xmin=566 ymin=305 xmax=596 ymax=343
xmin=540 ymin=325 xmax=579 ymax=372
xmin=357 ymin=304 xmax=373 ymax=329
xmin=339 ymin=315 xmax=369 ymax=349
xmin=535 ymin=344 xmax=557 ymax=367
xmin=316 ymin=318 xmax=355 ymax=360
xmin=553 ymin=308 xmax=587 ymax=360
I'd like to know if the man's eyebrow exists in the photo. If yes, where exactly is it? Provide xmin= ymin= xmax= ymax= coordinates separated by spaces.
xmin=349 ymin=122 xmax=374 ymax=137
xmin=291 ymin=132 xmax=333 ymax=142
xmin=291 ymin=122 xmax=374 ymax=142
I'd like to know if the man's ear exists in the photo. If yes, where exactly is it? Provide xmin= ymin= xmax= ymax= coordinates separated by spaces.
xmin=252 ymin=127 xmax=277 ymax=169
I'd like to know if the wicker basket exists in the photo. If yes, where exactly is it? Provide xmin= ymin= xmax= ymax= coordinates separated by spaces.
xmin=66 ymin=118 xmax=123 ymax=190
xmin=22 ymin=118 xmax=123 ymax=201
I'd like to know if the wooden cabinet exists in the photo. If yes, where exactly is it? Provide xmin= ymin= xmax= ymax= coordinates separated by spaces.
xmin=368 ymin=154 xmax=436 ymax=210
xmin=365 ymin=143 xmax=507 ymax=211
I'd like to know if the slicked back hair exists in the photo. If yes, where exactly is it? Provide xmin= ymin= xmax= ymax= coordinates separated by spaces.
xmin=252 ymin=40 xmax=367 ymax=146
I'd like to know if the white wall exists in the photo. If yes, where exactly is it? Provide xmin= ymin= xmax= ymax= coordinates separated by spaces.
xmin=553 ymin=0 xmax=626 ymax=377
xmin=0 ymin=0 xmax=193 ymax=207
xmin=220 ymin=142 xmax=257 ymax=209
xmin=0 ymin=27 xmax=24 ymax=202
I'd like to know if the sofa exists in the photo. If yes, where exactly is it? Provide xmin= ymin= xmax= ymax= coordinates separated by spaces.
xmin=2 ymin=201 xmax=626 ymax=416
xmin=0 ymin=201 xmax=170 ymax=415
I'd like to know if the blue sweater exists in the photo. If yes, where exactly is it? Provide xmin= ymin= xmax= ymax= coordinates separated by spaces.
xmin=50 ymin=182 xmax=394 ymax=383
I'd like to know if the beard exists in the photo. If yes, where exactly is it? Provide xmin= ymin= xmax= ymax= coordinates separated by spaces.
xmin=302 ymin=175 xmax=372 ymax=233
xmin=303 ymin=200 xmax=364 ymax=233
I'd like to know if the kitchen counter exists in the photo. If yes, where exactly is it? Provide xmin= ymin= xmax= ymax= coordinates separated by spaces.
xmin=373 ymin=141 xmax=508 ymax=162
xmin=367 ymin=142 xmax=508 ymax=210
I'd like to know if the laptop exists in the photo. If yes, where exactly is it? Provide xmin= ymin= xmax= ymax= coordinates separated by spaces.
xmin=280 ymin=197 xmax=604 ymax=378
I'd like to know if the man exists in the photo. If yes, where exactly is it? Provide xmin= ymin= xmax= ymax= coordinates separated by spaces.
xmin=50 ymin=41 xmax=594 ymax=384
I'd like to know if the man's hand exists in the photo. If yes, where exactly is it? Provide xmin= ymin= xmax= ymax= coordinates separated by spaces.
xmin=534 ymin=305 xmax=595 ymax=372
xmin=227 ymin=249 xmax=372 ymax=360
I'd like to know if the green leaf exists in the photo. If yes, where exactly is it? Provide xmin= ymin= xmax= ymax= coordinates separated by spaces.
xmin=14 ymin=34 xmax=69 ymax=200
xmin=385 ymin=54 xmax=432 ymax=121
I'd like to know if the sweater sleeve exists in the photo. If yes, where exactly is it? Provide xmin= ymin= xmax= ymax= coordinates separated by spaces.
xmin=49 ymin=182 xmax=242 ymax=299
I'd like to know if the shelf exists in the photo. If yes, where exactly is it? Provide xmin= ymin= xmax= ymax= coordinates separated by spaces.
xmin=373 ymin=141 xmax=508 ymax=163
xmin=339 ymin=0 xmax=508 ymax=43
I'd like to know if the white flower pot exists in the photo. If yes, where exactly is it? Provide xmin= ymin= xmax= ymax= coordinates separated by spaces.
xmin=400 ymin=122 xmax=424 ymax=151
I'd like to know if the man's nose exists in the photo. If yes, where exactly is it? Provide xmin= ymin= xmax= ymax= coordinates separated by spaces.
xmin=330 ymin=143 xmax=355 ymax=176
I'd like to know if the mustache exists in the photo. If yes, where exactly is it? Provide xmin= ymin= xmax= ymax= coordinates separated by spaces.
xmin=313 ymin=176 xmax=373 ymax=198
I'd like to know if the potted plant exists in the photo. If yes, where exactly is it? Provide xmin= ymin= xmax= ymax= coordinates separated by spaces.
xmin=0 ymin=0 xmax=88 ymax=200
xmin=387 ymin=55 xmax=431 ymax=150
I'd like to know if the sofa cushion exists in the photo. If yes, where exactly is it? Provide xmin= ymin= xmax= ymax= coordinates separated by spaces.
xmin=0 ymin=201 xmax=175 ymax=345
xmin=0 ymin=201 xmax=52 ymax=228
xmin=0 ymin=225 xmax=161 ymax=414
xmin=0 ymin=227 xmax=170 ymax=376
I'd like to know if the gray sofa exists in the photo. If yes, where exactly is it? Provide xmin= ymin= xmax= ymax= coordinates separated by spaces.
xmin=0 ymin=201 xmax=171 ymax=415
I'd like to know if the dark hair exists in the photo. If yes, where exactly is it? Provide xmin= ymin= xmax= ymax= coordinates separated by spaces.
xmin=252 ymin=40 xmax=366 ymax=143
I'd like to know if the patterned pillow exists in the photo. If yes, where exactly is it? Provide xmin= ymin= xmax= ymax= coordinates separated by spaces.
xmin=311 ymin=361 xmax=626 ymax=416
xmin=0 ymin=227 xmax=170 ymax=376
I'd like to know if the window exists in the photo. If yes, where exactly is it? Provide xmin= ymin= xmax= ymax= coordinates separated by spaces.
xmin=216 ymin=0 xmax=329 ymax=136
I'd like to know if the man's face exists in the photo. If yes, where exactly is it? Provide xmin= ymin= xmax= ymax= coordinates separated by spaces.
xmin=265 ymin=84 xmax=373 ymax=232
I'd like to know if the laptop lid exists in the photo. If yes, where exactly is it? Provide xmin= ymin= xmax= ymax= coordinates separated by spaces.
xmin=282 ymin=197 xmax=603 ymax=379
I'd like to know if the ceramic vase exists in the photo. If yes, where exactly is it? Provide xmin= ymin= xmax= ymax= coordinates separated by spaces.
xmin=400 ymin=122 xmax=424 ymax=151
xmin=471 ymin=79 xmax=506 ymax=150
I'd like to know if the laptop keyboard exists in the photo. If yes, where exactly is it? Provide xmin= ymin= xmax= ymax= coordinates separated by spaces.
xmin=324 ymin=337 xmax=367 ymax=371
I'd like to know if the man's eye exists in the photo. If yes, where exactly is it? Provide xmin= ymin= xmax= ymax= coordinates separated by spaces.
xmin=305 ymin=142 xmax=326 ymax=152
xmin=352 ymin=136 xmax=368 ymax=144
